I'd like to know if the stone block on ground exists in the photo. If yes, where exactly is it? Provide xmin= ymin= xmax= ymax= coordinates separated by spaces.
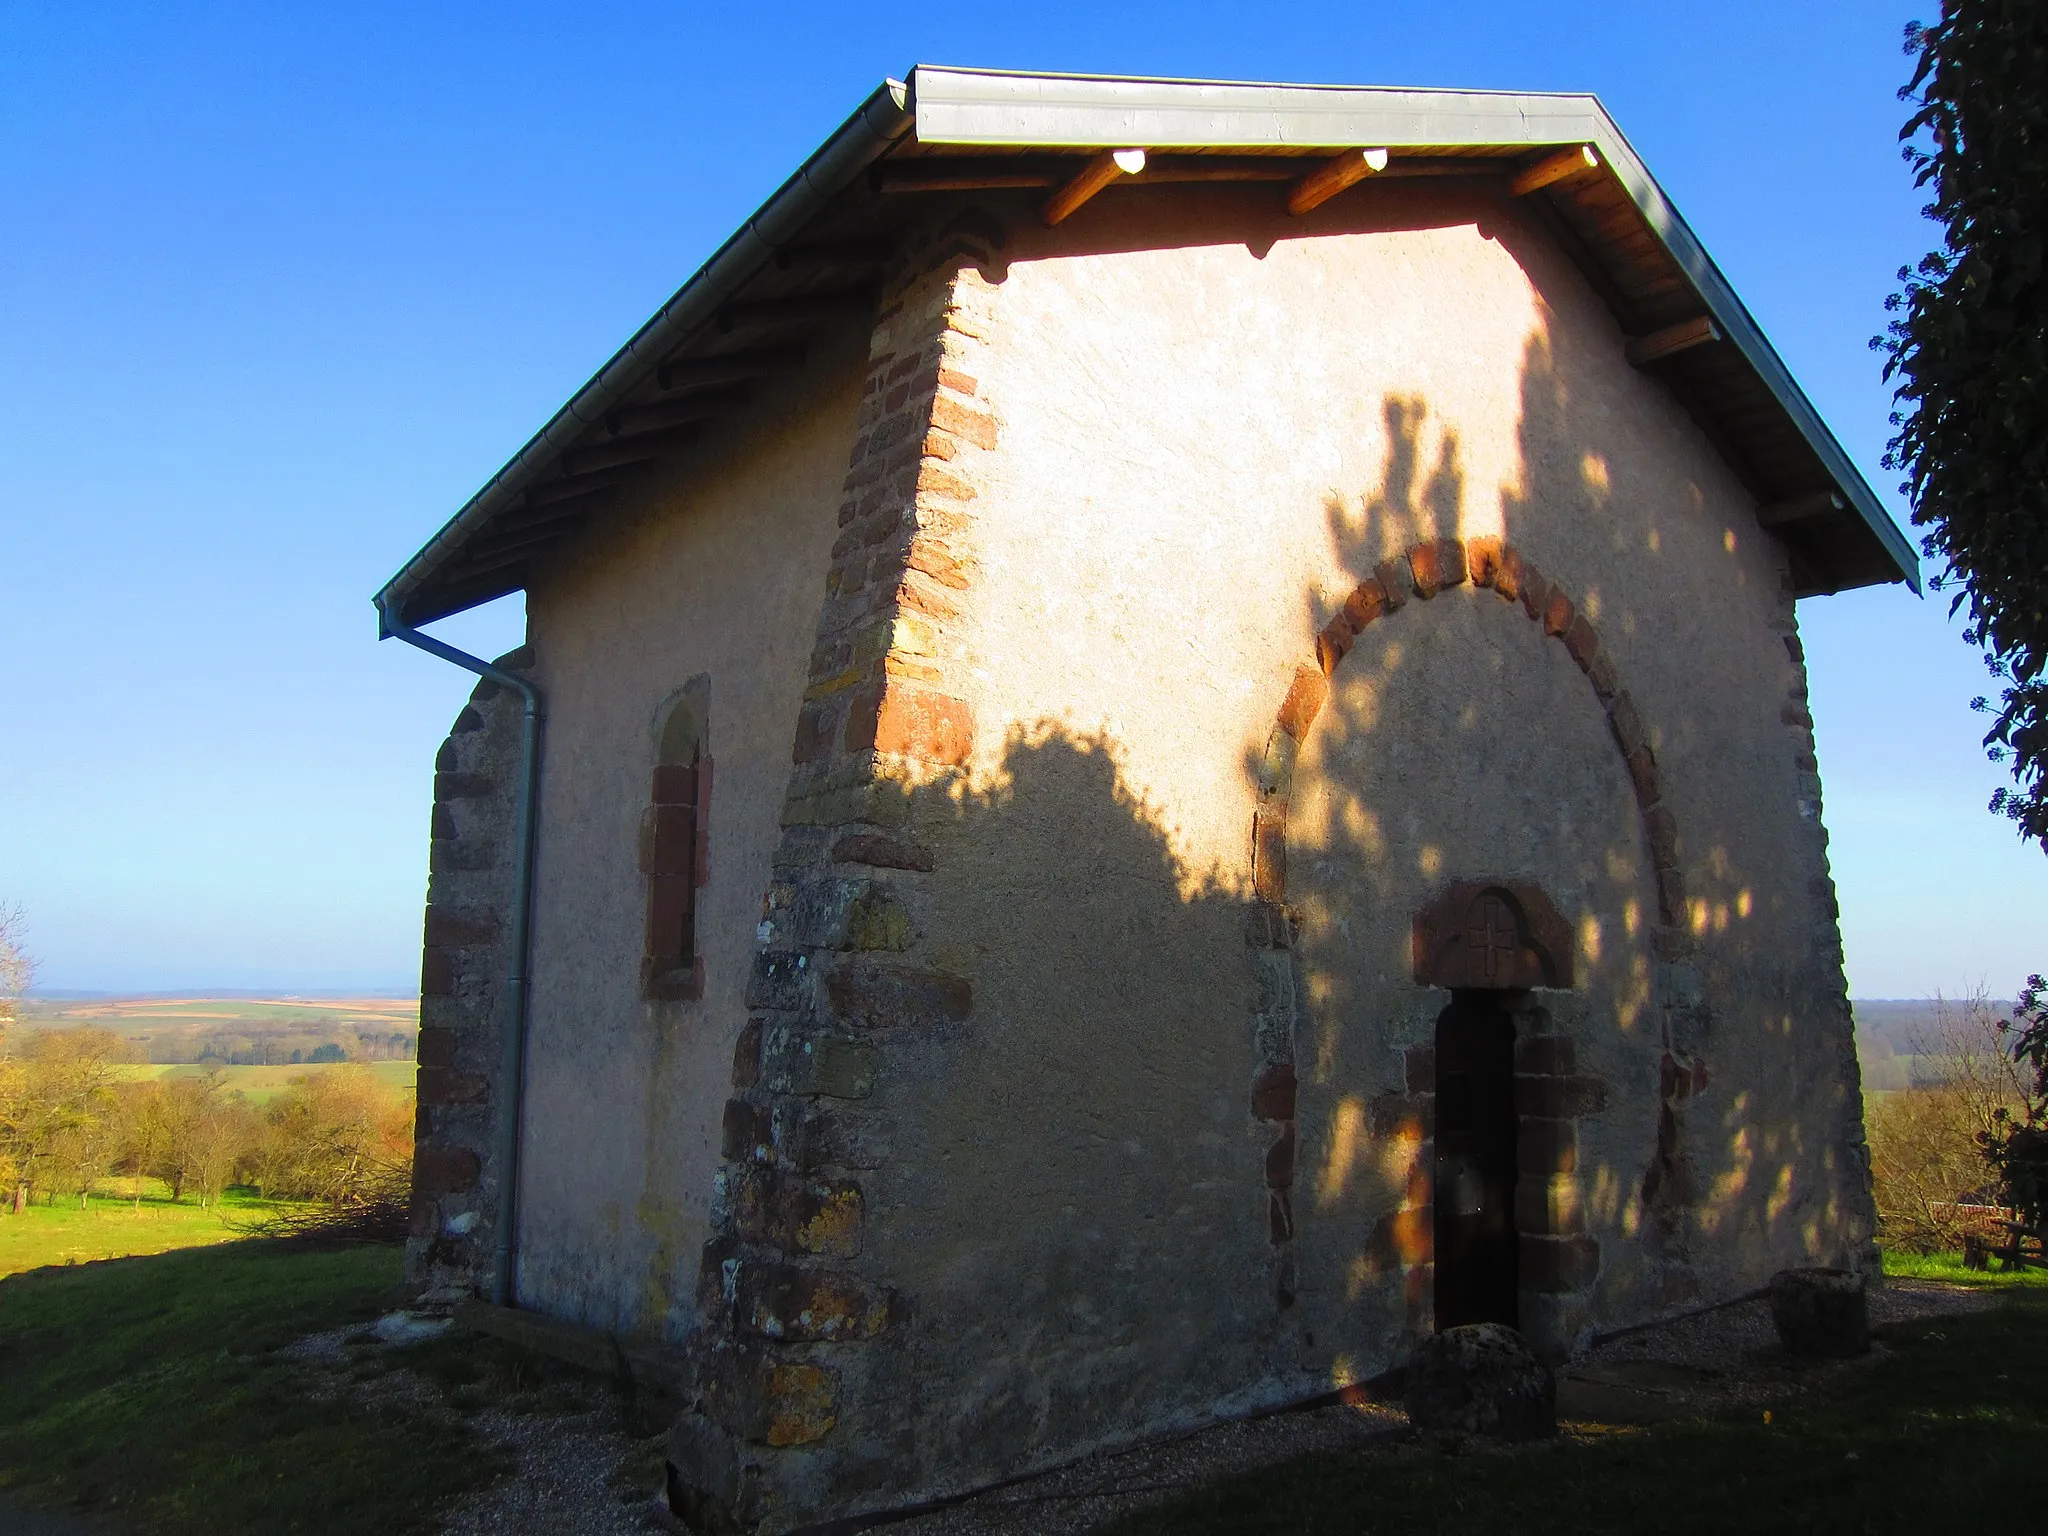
xmin=1403 ymin=1323 xmax=1557 ymax=1444
xmin=1767 ymin=1267 xmax=1870 ymax=1358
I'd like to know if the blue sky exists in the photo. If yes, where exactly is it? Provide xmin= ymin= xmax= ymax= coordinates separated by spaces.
xmin=2 ymin=1 xmax=2040 ymax=997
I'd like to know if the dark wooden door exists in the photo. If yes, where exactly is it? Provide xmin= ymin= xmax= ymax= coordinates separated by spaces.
xmin=1433 ymin=991 xmax=1518 ymax=1330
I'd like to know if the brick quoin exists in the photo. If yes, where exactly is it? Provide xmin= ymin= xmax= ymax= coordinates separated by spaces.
xmin=679 ymin=247 xmax=1002 ymax=1496
xmin=423 ymin=906 xmax=498 ymax=947
xmin=844 ymin=681 xmax=974 ymax=765
xmin=420 ymin=948 xmax=455 ymax=997
xmin=414 ymin=1146 xmax=480 ymax=1195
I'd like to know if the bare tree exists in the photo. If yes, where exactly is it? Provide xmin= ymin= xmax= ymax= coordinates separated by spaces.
xmin=1867 ymin=990 xmax=2032 ymax=1251
xmin=0 ymin=903 xmax=34 ymax=1046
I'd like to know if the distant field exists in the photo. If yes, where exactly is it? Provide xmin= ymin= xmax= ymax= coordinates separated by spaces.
xmin=19 ymin=993 xmax=419 ymax=1067
xmin=112 ymin=1060 xmax=416 ymax=1103
xmin=27 ymin=995 xmax=417 ymax=1031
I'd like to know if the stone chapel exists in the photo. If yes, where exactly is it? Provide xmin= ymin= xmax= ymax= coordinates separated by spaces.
xmin=375 ymin=67 xmax=1915 ymax=1532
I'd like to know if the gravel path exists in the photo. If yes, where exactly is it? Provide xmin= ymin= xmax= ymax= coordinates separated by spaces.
xmin=273 ymin=1280 xmax=1996 ymax=1536
xmin=883 ymin=1278 xmax=1997 ymax=1536
xmin=283 ymin=1319 xmax=669 ymax=1534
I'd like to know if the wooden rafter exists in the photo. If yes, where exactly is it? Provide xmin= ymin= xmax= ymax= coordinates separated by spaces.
xmin=1509 ymin=144 xmax=1601 ymax=197
xmin=1625 ymin=316 xmax=1724 ymax=368
xmin=658 ymin=345 xmax=806 ymax=392
xmin=562 ymin=425 xmax=702 ymax=477
xmin=1757 ymin=490 xmax=1846 ymax=528
xmin=717 ymin=290 xmax=875 ymax=333
xmin=1285 ymin=147 xmax=1389 ymax=215
xmin=773 ymin=240 xmax=895 ymax=271
xmin=1043 ymin=149 xmax=1146 ymax=226
xmin=525 ymin=468 xmax=633 ymax=506
xmin=604 ymin=387 xmax=748 ymax=440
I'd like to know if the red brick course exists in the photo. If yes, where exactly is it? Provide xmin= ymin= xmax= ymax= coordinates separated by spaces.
xmin=1243 ymin=539 xmax=1706 ymax=1320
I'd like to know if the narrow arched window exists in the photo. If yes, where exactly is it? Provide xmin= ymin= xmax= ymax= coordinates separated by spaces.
xmin=642 ymin=678 xmax=710 ymax=1001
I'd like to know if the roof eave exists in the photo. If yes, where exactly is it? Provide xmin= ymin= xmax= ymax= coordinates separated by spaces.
xmin=373 ymin=78 xmax=915 ymax=633
xmin=376 ymin=67 xmax=1916 ymax=628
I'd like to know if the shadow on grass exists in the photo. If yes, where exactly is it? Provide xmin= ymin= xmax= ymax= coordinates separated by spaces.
xmin=0 ymin=1238 xmax=506 ymax=1535
xmin=1106 ymin=1293 xmax=2048 ymax=1536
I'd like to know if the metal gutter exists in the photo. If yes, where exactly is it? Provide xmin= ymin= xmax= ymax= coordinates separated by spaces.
xmin=377 ymin=595 xmax=543 ymax=1309
xmin=908 ymin=67 xmax=1918 ymax=592
xmin=374 ymin=78 xmax=914 ymax=631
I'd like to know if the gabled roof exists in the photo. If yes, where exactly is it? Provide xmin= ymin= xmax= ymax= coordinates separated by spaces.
xmin=375 ymin=66 xmax=1917 ymax=631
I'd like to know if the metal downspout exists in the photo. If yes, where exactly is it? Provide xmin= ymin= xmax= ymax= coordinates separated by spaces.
xmin=377 ymin=595 xmax=542 ymax=1308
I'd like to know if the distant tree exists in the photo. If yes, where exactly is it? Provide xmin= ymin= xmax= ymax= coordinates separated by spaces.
xmin=115 ymin=1080 xmax=175 ymax=1208
xmin=0 ymin=1028 xmax=124 ymax=1207
xmin=253 ymin=1066 xmax=411 ymax=1208
xmin=179 ymin=1077 xmax=252 ymax=1208
xmin=1867 ymin=991 xmax=2031 ymax=1249
xmin=1877 ymin=4 xmax=2048 ymax=844
xmin=142 ymin=1072 xmax=258 ymax=1206
xmin=1982 ymin=977 xmax=2048 ymax=1231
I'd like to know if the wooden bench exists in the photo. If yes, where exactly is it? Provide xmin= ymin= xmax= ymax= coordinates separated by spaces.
xmin=1963 ymin=1222 xmax=2047 ymax=1272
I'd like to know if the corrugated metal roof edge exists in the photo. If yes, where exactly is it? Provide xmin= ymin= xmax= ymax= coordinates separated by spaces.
xmin=373 ymin=79 xmax=914 ymax=632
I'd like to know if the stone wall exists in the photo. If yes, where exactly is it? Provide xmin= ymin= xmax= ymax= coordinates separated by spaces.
xmin=405 ymin=648 xmax=530 ymax=1304
xmin=668 ymin=215 xmax=1007 ymax=1531
xmin=506 ymin=315 xmax=870 ymax=1338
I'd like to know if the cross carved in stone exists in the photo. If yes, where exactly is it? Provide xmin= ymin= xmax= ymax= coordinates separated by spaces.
xmin=1466 ymin=892 xmax=1520 ymax=981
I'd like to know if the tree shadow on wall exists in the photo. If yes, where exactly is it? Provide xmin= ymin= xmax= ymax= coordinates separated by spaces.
xmin=1265 ymin=311 xmax=1866 ymax=1326
xmin=723 ymin=224 xmax=1871 ymax=1507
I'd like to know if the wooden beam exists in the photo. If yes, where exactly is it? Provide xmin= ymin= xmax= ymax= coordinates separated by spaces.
xmin=562 ymin=424 xmax=702 ymax=477
xmin=773 ymin=240 xmax=895 ymax=271
xmin=525 ymin=468 xmax=633 ymax=506
xmin=875 ymin=153 xmax=1506 ymax=197
xmin=1509 ymin=144 xmax=1601 ymax=197
xmin=1625 ymin=315 xmax=1724 ymax=368
xmin=1286 ymin=147 xmax=1389 ymax=216
xmin=498 ymin=484 xmax=617 ymax=532
xmin=717 ymin=290 xmax=875 ymax=332
xmin=1757 ymin=490 xmax=1846 ymax=528
xmin=658 ymin=345 xmax=806 ymax=392
xmin=1043 ymin=148 xmax=1146 ymax=227
xmin=466 ymin=517 xmax=589 ymax=565
xmin=875 ymin=163 xmax=1057 ymax=193
xmin=604 ymin=387 xmax=747 ymax=440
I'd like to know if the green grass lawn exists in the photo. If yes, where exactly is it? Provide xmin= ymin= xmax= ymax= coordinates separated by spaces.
xmin=1883 ymin=1247 xmax=2048 ymax=1287
xmin=0 ymin=1187 xmax=297 ymax=1280
xmin=0 ymin=1239 xmax=504 ymax=1534
xmin=1114 ymin=1276 xmax=2048 ymax=1535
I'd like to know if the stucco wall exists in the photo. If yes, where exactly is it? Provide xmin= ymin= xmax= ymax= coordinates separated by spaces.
xmin=511 ymin=327 xmax=868 ymax=1337
xmin=826 ymin=179 xmax=1868 ymax=1501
